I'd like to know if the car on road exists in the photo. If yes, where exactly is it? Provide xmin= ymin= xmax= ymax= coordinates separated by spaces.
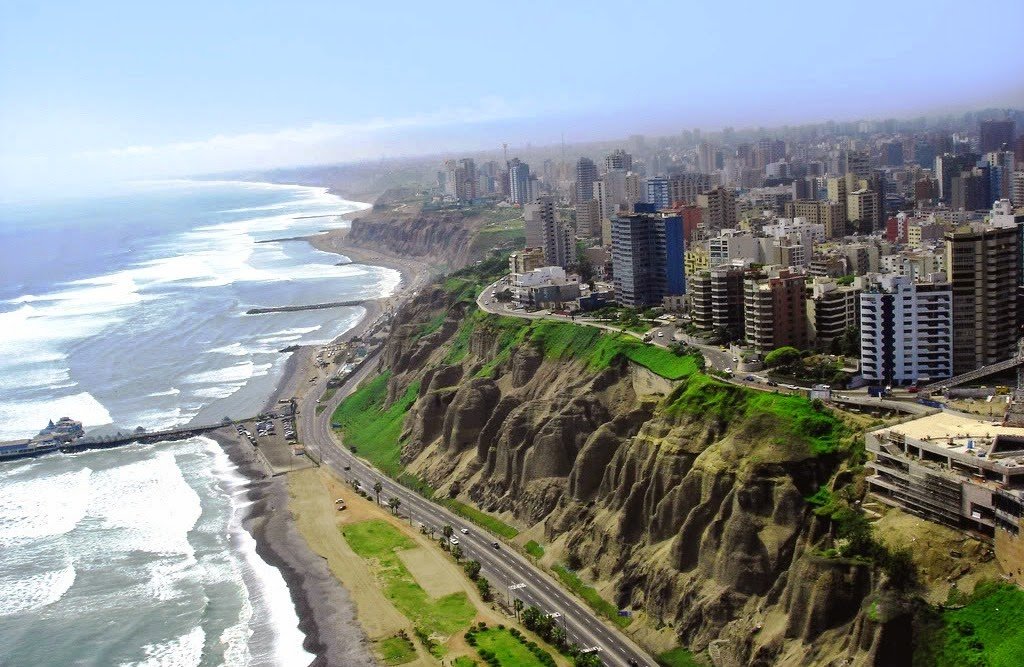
xmin=343 ymin=465 xmax=350 ymax=471
xmin=766 ymin=380 xmax=779 ymax=387
xmin=449 ymin=537 xmax=460 ymax=546
xmin=492 ymin=541 xmax=500 ymax=549
xmin=657 ymin=331 xmax=664 ymax=337
xmin=732 ymin=356 xmax=738 ymax=362
xmin=460 ymin=528 xmax=469 ymax=534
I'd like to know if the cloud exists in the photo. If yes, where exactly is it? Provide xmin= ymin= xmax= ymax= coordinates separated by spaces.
xmin=76 ymin=96 xmax=525 ymax=163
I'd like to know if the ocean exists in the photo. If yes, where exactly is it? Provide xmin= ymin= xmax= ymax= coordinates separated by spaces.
xmin=0 ymin=181 xmax=398 ymax=665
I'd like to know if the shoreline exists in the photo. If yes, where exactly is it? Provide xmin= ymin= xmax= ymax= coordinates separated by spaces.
xmin=218 ymin=193 xmax=433 ymax=666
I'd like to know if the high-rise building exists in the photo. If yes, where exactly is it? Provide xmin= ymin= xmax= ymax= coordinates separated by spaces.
xmin=605 ymin=149 xmax=633 ymax=172
xmin=667 ymin=172 xmax=712 ymax=205
xmin=986 ymin=151 xmax=1016 ymax=203
xmin=980 ymin=119 xmax=1015 ymax=153
xmin=575 ymin=157 xmax=599 ymax=203
xmin=847 ymin=187 xmax=881 ymax=233
xmin=689 ymin=266 xmax=746 ymax=340
xmin=844 ymin=150 xmax=872 ymax=180
xmin=1013 ymin=170 xmax=1024 ymax=207
xmin=859 ymin=274 xmax=953 ymax=385
xmin=645 ymin=177 xmax=671 ymax=209
xmin=883 ymin=141 xmax=904 ymax=167
xmin=458 ymin=158 xmax=477 ymax=200
xmin=950 ymin=167 xmax=991 ymax=211
xmin=743 ymin=269 xmax=808 ymax=353
xmin=525 ymin=197 xmax=575 ymax=269
xmin=611 ymin=212 xmax=666 ymax=308
xmin=785 ymin=199 xmax=846 ymax=239
xmin=696 ymin=186 xmax=736 ymax=230
xmin=697 ymin=142 xmax=716 ymax=174
xmin=575 ymin=199 xmax=601 ymax=238
xmin=945 ymin=222 xmax=1021 ymax=374
xmin=935 ymin=153 xmax=979 ymax=202
xmin=807 ymin=278 xmax=861 ymax=348
xmin=508 ymin=159 xmax=531 ymax=205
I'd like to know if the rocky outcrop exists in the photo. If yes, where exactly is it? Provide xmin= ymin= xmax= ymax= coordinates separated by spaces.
xmin=372 ymin=286 xmax=900 ymax=665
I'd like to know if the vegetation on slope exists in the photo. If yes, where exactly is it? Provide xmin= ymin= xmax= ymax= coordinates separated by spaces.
xmin=915 ymin=581 xmax=1024 ymax=667
xmin=664 ymin=373 xmax=848 ymax=455
xmin=331 ymin=371 xmax=420 ymax=476
xmin=552 ymin=564 xmax=630 ymax=628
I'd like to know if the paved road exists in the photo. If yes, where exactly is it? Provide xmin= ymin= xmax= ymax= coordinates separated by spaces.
xmin=297 ymin=352 xmax=655 ymax=667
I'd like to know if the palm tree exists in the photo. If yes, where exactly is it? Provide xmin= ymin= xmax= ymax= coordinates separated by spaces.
xmin=373 ymin=481 xmax=383 ymax=505
xmin=451 ymin=545 xmax=463 ymax=562
xmin=388 ymin=497 xmax=401 ymax=515
xmin=442 ymin=524 xmax=453 ymax=539
xmin=513 ymin=598 xmax=524 ymax=621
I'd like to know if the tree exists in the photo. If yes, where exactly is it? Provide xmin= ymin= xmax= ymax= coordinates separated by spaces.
xmin=764 ymin=346 xmax=801 ymax=368
xmin=521 ymin=605 xmax=543 ymax=631
xmin=513 ymin=597 xmax=524 ymax=621
xmin=387 ymin=497 xmax=401 ymax=515
xmin=373 ymin=481 xmax=383 ymax=505
xmin=476 ymin=576 xmax=492 ymax=601
xmin=550 ymin=624 xmax=568 ymax=650
xmin=442 ymin=524 xmax=454 ymax=539
xmin=464 ymin=560 xmax=482 ymax=580
xmin=452 ymin=545 xmax=463 ymax=562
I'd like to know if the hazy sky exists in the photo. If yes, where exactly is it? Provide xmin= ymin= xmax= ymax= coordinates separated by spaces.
xmin=2 ymin=0 xmax=1023 ymax=193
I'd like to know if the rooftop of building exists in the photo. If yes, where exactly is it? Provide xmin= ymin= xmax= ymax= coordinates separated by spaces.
xmin=875 ymin=411 xmax=1024 ymax=461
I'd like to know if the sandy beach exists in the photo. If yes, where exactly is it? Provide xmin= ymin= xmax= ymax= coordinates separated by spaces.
xmin=217 ymin=202 xmax=435 ymax=666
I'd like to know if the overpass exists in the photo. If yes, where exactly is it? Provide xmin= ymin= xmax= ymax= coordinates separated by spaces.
xmin=923 ymin=343 xmax=1024 ymax=395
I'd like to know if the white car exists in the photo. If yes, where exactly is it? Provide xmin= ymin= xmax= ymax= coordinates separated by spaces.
xmin=460 ymin=528 xmax=469 ymax=534
xmin=657 ymin=332 xmax=664 ymax=337
xmin=449 ymin=537 xmax=460 ymax=546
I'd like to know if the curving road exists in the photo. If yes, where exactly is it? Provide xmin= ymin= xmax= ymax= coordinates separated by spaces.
xmin=297 ymin=352 xmax=655 ymax=667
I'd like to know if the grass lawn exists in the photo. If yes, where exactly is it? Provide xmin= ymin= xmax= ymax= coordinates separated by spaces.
xmin=331 ymin=372 xmax=421 ymax=476
xmin=524 ymin=540 xmax=544 ymax=559
xmin=441 ymin=499 xmax=519 ymax=539
xmin=657 ymin=647 xmax=701 ymax=667
xmin=378 ymin=634 xmax=417 ymax=665
xmin=552 ymin=564 xmax=630 ymax=628
xmin=473 ymin=628 xmax=548 ymax=667
xmin=934 ymin=582 xmax=1024 ymax=666
xmin=452 ymin=657 xmax=478 ymax=667
xmin=343 ymin=520 xmax=476 ymax=637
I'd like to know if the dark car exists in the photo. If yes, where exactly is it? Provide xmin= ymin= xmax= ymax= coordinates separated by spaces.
xmin=766 ymin=380 xmax=779 ymax=387
xmin=492 ymin=542 xmax=500 ymax=549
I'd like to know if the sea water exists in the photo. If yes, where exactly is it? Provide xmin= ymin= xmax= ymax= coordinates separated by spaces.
xmin=0 ymin=181 xmax=398 ymax=664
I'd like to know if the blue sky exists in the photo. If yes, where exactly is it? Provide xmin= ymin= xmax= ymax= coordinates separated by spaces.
xmin=1 ymin=0 xmax=1022 ymax=192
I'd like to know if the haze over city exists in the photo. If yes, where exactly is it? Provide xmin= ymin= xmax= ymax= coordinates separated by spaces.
xmin=2 ymin=0 xmax=1024 ymax=194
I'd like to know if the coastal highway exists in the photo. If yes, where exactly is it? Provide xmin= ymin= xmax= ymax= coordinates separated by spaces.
xmin=297 ymin=353 xmax=656 ymax=667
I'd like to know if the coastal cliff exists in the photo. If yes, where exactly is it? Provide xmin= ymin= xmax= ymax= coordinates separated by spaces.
xmin=348 ymin=268 xmax=916 ymax=666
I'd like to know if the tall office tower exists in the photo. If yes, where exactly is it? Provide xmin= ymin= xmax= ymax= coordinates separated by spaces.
xmin=523 ymin=199 xmax=548 ymax=248
xmin=575 ymin=198 xmax=601 ymax=238
xmin=697 ymin=142 xmax=716 ymax=174
xmin=611 ymin=213 xmax=666 ymax=307
xmin=743 ymin=269 xmax=809 ymax=353
xmin=661 ymin=213 xmax=686 ymax=297
xmin=605 ymin=149 xmax=633 ymax=172
xmin=696 ymin=186 xmax=736 ymax=230
xmin=785 ymin=200 xmax=847 ymax=239
xmin=986 ymin=151 xmax=1016 ymax=202
xmin=935 ymin=153 xmax=980 ymax=202
xmin=645 ymin=177 xmax=671 ymax=209
xmin=945 ymin=222 xmax=1021 ymax=374
xmin=980 ymin=119 xmax=1016 ymax=153
xmin=859 ymin=274 xmax=953 ymax=385
xmin=950 ymin=168 xmax=991 ymax=211
xmin=508 ymin=159 xmax=531 ymax=205
xmin=443 ymin=159 xmax=459 ymax=199
xmin=575 ymin=157 xmax=599 ymax=203
xmin=458 ymin=158 xmax=477 ymax=200
xmin=668 ymin=172 xmax=711 ymax=205
xmin=884 ymin=141 xmax=904 ymax=167
xmin=826 ymin=176 xmax=849 ymax=232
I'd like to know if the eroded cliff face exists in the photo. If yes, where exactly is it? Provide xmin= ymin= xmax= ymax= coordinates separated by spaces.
xmin=374 ymin=286 xmax=906 ymax=665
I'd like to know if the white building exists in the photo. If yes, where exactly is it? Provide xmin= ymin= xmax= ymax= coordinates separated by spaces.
xmin=860 ymin=274 xmax=953 ymax=386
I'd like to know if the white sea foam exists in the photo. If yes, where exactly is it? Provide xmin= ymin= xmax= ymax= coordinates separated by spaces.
xmin=129 ymin=626 xmax=206 ymax=667
xmin=0 ymin=392 xmax=112 ymax=442
xmin=146 ymin=387 xmax=181 ymax=397
xmin=88 ymin=452 xmax=201 ymax=555
xmin=184 ymin=360 xmax=272 ymax=386
xmin=0 ymin=564 xmax=76 ymax=616
xmin=0 ymin=468 xmax=91 ymax=547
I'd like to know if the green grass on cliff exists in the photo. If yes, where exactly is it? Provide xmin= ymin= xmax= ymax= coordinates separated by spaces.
xmin=926 ymin=581 xmax=1024 ymax=667
xmin=331 ymin=371 xmax=421 ymax=476
xmin=441 ymin=499 xmax=519 ymax=539
xmin=552 ymin=564 xmax=631 ymax=628
xmin=656 ymin=647 xmax=702 ymax=667
xmin=664 ymin=373 xmax=846 ymax=455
